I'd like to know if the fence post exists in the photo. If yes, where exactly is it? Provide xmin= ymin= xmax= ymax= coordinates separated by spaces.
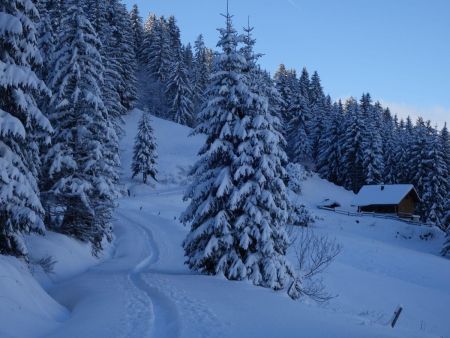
xmin=390 ymin=305 xmax=403 ymax=328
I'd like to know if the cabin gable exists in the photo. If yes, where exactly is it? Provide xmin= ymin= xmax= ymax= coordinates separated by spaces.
xmin=398 ymin=190 xmax=418 ymax=215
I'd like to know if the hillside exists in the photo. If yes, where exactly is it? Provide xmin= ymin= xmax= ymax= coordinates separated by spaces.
xmin=1 ymin=109 xmax=449 ymax=338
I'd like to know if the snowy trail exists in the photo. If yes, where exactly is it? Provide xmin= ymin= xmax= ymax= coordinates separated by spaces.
xmin=119 ymin=211 xmax=182 ymax=338
xmin=44 ymin=206 xmax=184 ymax=338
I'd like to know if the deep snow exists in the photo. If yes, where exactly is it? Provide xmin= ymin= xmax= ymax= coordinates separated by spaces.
xmin=0 ymin=108 xmax=449 ymax=338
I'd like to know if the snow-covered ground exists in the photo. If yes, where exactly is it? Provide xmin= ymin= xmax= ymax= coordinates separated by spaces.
xmin=1 ymin=108 xmax=449 ymax=338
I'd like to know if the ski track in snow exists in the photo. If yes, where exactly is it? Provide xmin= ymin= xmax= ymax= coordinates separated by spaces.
xmin=117 ymin=199 xmax=226 ymax=338
xmin=118 ymin=211 xmax=182 ymax=338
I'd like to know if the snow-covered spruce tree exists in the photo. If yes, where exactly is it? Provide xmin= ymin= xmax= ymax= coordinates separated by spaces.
xmin=141 ymin=13 xmax=157 ymax=65
xmin=360 ymin=96 xmax=384 ymax=185
xmin=316 ymin=101 xmax=344 ymax=185
xmin=0 ymin=0 xmax=53 ymax=257
xmin=82 ymin=0 xmax=123 ymax=136
xmin=273 ymin=64 xmax=295 ymax=128
xmin=132 ymin=112 xmax=158 ymax=184
xmin=397 ymin=116 xmax=415 ymax=183
xmin=114 ymin=2 xmax=138 ymax=111
xmin=341 ymin=98 xmax=365 ymax=192
xmin=83 ymin=0 xmax=137 ymax=133
xmin=129 ymin=4 xmax=145 ymax=60
xmin=35 ymin=0 xmax=55 ymax=84
xmin=298 ymin=67 xmax=311 ymax=105
xmin=147 ymin=16 xmax=171 ymax=84
xmin=165 ymin=50 xmax=194 ymax=126
xmin=441 ymin=123 xmax=450 ymax=178
xmin=182 ymin=13 xmax=298 ymax=298
xmin=192 ymin=34 xmax=212 ymax=117
xmin=167 ymin=16 xmax=182 ymax=64
xmin=440 ymin=123 xmax=450 ymax=232
xmin=382 ymin=108 xmax=398 ymax=184
xmin=286 ymin=90 xmax=311 ymax=164
xmin=421 ymin=124 xmax=448 ymax=228
xmin=259 ymin=69 xmax=284 ymax=124
xmin=408 ymin=119 xmax=448 ymax=227
xmin=308 ymin=71 xmax=328 ymax=162
xmin=42 ymin=2 xmax=119 ymax=255
xmin=140 ymin=15 xmax=172 ymax=116
xmin=183 ymin=43 xmax=194 ymax=76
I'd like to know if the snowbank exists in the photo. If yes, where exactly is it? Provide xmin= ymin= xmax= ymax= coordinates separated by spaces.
xmin=0 ymin=256 xmax=68 ymax=338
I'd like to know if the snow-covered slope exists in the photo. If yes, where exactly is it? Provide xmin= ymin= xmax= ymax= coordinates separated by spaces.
xmin=113 ymin=109 xmax=449 ymax=338
xmin=0 ymin=256 xmax=68 ymax=338
xmin=1 ymin=108 xmax=448 ymax=338
xmin=0 ymin=221 xmax=105 ymax=338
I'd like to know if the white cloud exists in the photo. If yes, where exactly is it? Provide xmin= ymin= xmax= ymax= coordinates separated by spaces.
xmin=335 ymin=96 xmax=449 ymax=128
xmin=380 ymin=101 xmax=449 ymax=128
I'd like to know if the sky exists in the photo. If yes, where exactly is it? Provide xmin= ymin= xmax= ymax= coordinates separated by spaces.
xmin=124 ymin=0 xmax=450 ymax=127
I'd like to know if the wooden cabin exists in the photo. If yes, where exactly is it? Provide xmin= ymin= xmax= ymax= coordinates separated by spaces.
xmin=352 ymin=184 xmax=420 ymax=218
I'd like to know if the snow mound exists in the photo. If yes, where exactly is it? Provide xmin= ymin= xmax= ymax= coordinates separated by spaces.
xmin=0 ymin=256 xmax=68 ymax=338
xmin=26 ymin=231 xmax=105 ymax=288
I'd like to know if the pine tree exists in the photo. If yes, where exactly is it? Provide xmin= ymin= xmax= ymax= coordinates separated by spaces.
xmin=43 ymin=0 xmax=62 ymax=33
xmin=182 ymin=13 xmax=297 ymax=297
xmin=441 ymin=123 xmax=450 ymax=174
xmin=183 ymin=43 xmax=194 ymax=76
xmin=114 ymin=2 xmax=138 ymax=111
xmin=398 ymin=116 xmax=415 ymax=183
xmin=43 ymin=2 xmax=119 ymax=254
xmin=165 ymin=50 xmax=194 ymax=126
xmin=141 ymin=13 xmax=157 ymax=65
xmin=147 ymin=16 xmax=171 ymax=83
xmin=361 ymin=96 xmax=384 ymax=184
xmin=317 ymin=101 xmax=344 ymax=185
xmin=308 ymin=71 xmax=328 ymax=162
xmin=423 ymin=125 xmax=448 ymax=228
xmin=82 ymin=0 xmax=124 ymax=136
xmin=167 ymin=16 xmax=182 ymax=64
xmin=35 ymin=0 xmax=55 ymax=84
xmin=286 ymin=91 xmax=311 ymax=163
xmin=129 ymin=4 xmax=144 ymax=60
xmin=382 ymin=108 xmax=398 ymax=184
xmin=132 ymin=112 xmax=158 ymax=183
xmin=440 ymin=123 xmax=450 ymax=233
xmin=0 ymin=0 xmax=53 ymax=257
xmin=274 ymin=64 xmax=295 ymax=127
xmin=298 ymin=67 xmax=311 ymax=105
xmin=260 ymin=69 xmax=284 ymax=124
xmin=341 ymin=98 xmax=365 ymax=192
xmin=192 ymin=34 xmax=211 ymax=116
xmin=409 ymin=119 xmax=448 ymax=227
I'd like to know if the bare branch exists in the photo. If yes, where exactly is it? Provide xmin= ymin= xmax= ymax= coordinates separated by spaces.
xmin=291 ymin=228 xmax=341 ymax=302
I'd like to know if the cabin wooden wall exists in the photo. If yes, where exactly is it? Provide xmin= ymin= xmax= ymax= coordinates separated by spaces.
xmin=360 ymin=205 xmax=396 ymax=213
xmin=398 ymin=192 xmax=417 ymax=215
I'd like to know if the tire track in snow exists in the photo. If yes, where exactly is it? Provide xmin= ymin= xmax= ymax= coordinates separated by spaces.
xmin=117 ymin=211 xmax=181 ymax=338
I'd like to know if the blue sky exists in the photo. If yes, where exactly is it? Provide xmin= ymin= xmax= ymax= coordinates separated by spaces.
xmin=124 ymin=0 xmax=449 ymax=127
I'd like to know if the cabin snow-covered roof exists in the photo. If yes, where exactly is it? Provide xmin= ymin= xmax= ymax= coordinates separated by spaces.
xmin=352 ymin=184 xmax=419 ymax=206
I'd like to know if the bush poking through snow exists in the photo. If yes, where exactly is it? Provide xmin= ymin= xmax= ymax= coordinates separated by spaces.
xmin=291 ymin=228 xmax=341 ymax=302
xmin=31 ymin=256 xmax=57 ymax=275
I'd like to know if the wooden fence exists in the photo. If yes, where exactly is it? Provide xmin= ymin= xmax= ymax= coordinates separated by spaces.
xmin=317 ymin=206 xmax=428 ymax=226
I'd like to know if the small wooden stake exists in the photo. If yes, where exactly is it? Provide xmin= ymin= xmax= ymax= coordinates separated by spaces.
xmin=390 ymin=305 xmax=403 ymax=328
